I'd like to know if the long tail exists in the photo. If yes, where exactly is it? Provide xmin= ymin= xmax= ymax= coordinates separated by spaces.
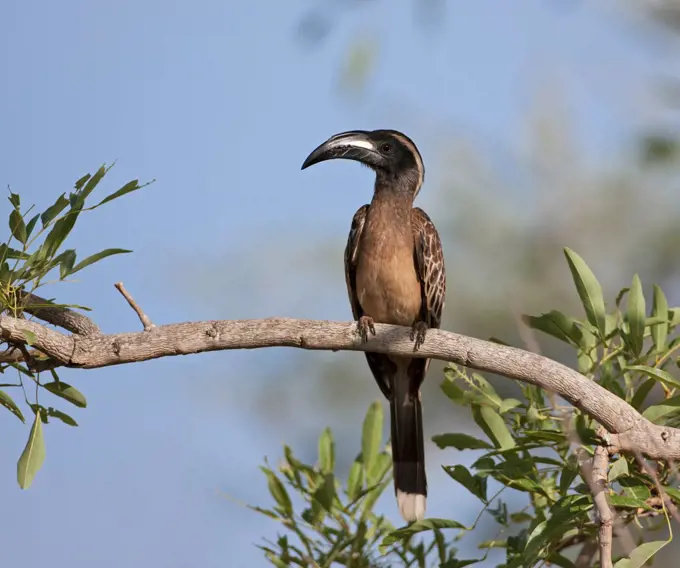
xmin=390 ymin=368 xmax=427 ymax=522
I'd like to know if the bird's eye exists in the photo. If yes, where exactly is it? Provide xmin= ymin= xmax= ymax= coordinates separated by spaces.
xmin=380 ymin=143 xmax=392 ymax=153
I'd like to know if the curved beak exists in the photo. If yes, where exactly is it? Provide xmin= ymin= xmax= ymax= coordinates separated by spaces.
xmin=301 ymin=130 xmax=382 ymax=170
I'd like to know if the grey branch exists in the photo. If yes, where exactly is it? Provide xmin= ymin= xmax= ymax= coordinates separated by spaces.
xmin=21 ymin=293 xmax=101 ymax=336
xmin=1 ymin=314 xmax=680 ymax=462
xmin=590 ymin=441 xmax=614 ymax=568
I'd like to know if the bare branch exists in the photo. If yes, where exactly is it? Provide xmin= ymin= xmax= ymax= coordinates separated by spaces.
xmin=590 ymin=443 xmax=614 ymax=568
xmin=21 ymin=292 xmax=101 ymax=336
xmin=114 ymin=282 xmax=155 ymax=331
xmin=2 ymin=314 xmax=680 ymax=462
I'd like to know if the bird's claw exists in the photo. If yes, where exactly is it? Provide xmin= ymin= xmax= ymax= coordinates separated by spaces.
xmin=356 ymin=316 xmax=376 ymax=343
xmin=410 ymin=321 xmax=428 ymax=352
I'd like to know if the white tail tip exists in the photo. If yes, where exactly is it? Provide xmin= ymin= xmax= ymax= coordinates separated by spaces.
xmin=397 ymin=491 xmax=426 ymax=522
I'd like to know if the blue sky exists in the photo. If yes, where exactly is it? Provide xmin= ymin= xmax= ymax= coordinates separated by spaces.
xmin=0 ymin=1 xmax=671 ymax=566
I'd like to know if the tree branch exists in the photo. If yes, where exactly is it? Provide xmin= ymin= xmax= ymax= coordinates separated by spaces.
xmin=21 ymin=292 xmax=101 ymax=336
xmin=590 ymin=443 xmax=614 ymax=568
xmin=1 ymin=314 xmax=679 ymax=461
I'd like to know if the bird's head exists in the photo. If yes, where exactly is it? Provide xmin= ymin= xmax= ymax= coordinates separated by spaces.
xmin=301 ymin=129 xmax=425 ymax=197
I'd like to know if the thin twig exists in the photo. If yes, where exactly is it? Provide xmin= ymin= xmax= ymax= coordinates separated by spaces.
xmin=114 ymin=282 xmax=155 ymax=331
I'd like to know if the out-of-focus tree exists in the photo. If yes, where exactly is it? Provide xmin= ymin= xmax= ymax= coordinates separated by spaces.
xmin=239 ymin=2 xmax=680 ymax=564
xmin=231 ymin=1 xmax=680 ymax=445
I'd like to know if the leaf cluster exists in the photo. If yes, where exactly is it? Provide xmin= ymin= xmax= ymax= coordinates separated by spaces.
xmin=254 ymin=248 xmax=680 ymax=567
xmin=0 ymin=165 xmax=150 ymax=488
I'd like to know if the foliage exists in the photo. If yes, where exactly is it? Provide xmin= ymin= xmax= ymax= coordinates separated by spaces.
xmin=254 ymin=248 xmax=680 ymax=567
xmin=253 ymin=401 xmax=471 ymax=567
xmin=0 ymin=165 xmax=150 ymax=488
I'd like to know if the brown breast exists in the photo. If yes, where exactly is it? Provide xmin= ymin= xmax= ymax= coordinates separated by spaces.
xmin=355 ymin=201 xmax=422 ymax=326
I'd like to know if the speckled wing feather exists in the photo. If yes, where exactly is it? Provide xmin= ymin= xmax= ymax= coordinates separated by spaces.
xmin=412 ymin=207 xmax=446 ymax=330
xmin=406 ymin=207 xmax=446 ymax=389
xmin=344 ymin=204 xmax=393 ymax=398
xmin=344 ymin=205 xmax=368 ymax=321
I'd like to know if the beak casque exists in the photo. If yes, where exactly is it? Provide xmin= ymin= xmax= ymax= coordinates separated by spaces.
xmin=301 ymin=130 xmax=381 ymax=170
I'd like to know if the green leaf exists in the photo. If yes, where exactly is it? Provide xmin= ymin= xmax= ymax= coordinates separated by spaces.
xmin=58 ymin=249 xmax=77 ymax=279
xmin=467 ymin=373 xmax=503 ymax=407
xmin=499 ymin=398 xmax=522 ymax=414
xmin=95 ymin=179 xmax=142 ymax=207
xmin=642 ymin=395 xmax=680 ymax=422
xmin=510 ymin=512 xmax=534 ymax=523
xmin=43 ymin=381 xmax=87 ymax=408
xmin=368 ymin=451 xmax=392 ymax=487
xmin=8 ymin=192 xmax=20 ymax=208
xmin=431 ymin=433 xmax=493 ymax=451
xmin=80 ymin=166 xmax=106 ymax=200
xmin=609 ymin=495 xmax=651 ymax=509
xmin=69 ymin=248 xmax=132 ymax=275
xmin=608 ymin=457 xmax=629 ymax=482
xmin=563 ymin=247 xmax=607 ymax=337
xmin=627 ymin=274 xmax=646 ymax=357
xmin=47 ymin=408 xmax=78 ymax=427
xmin=25 ymin=214 xmax=40 ymax=238
xmin=652 ymin=285 xmax=670 ymax=352
xmin=312 ymin=473 xmax=336 ymax=512
xmin=616 ymin=286 xmax=630 ymax=308
xmin=627 ymin=365 xmax=680 ymax=390
xmin=631 ymin=379 xmax=656 ymax=410
xmin=671 ymin=309 xmax=680 ymax=327
xmin=74 ymin=173 xmax=92 ymax=190
xmin=619 ymin=477 xmax=651 ymax=501
xmin=0 ymin=244 xmax=30 ymax=261
xmin=443 ymin=465 xmax=487 ymax=502
xmin=0 ymin=389 xmax=25 ymax=422
xmin=559 ymin=459 xmax=579 ymax=495
xmin=522 ymin=429 xmax=565 ymax=443
xmin=662 ymin=486 xmax=680 ymax=504
xmin=440 ymin=377 xmax=468 ymax=406
xmin=17 ymin=411 xmax=46 ymax=489
xmin=43 ymin=205 xmax=82 ymax=258
xmin=382 ymin=518 xmax=467 ymax=546
xmin=40 ymin=194 xmax=69 ymax=227
xmin=522 ymin=495 xmax=593 ymax=564
xmin=9 ymin=209 xmax=27 ymax=244
xmin=346 ymin=458 xmax=363 ymax=501
xmin=522 ymin=310 xmax=585 ymax=347
xmin=318 ymin=427 xmax=334 ymax=474
xmin=361 ymin=400 xmax=383 ymax=480
xmin=262 ymin=468 xmax=293 ymax=517
xmin=500 ymin=476 xmax=552 ymax=497
xmin=614 ymin=540 xmax=669 ymax=568
xmin=472 ymin=405 xmax=515 ymax=450
xmin=23 ymin=330 xmax=37 ymax=346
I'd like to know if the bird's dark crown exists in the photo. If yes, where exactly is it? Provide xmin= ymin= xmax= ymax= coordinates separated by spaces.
xmin=301 ymin=128 xmax=425 ymax=195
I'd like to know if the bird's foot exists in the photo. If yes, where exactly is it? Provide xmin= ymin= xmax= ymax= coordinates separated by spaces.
xmin=356 ymin=316 xmax=376 ymax=343
xmin=410 ymin=321 xmax=428 ymax=352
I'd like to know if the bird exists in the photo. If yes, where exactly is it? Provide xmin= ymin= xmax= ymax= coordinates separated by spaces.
xmin=301 ymin=129 xmax=446 ymax=522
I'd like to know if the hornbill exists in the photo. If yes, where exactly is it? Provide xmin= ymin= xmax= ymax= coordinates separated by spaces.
xmin=301 ymin=129 xmax=446 ymax=522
